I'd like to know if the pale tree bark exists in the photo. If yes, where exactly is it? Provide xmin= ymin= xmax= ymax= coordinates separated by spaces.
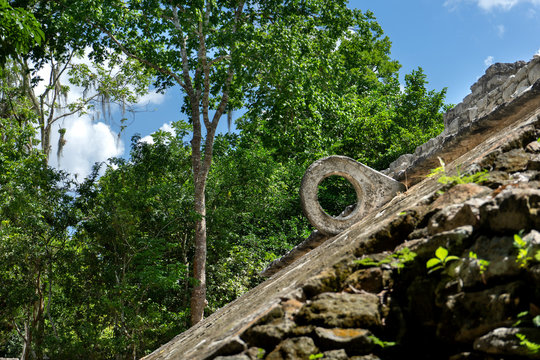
xmin=96 ymin=0 xmax=244 ymax=326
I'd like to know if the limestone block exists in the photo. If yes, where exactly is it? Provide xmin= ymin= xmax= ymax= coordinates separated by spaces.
xmin=466 ymin=107 xmax=478 ymax=121
xmin=479 ymin=188 xmax=540 ymax=232
xmin=476 ymin=96 xmax=487 ymax=114
xmin=487 ymin=88 xmax=500 ymax=104
xmin=514 ymin=78 xmax=531 ymax=97
xmin=486 ymin=74 xmax=508 ymax=92
xmin=528 ymin=62 xmax=540 ymax=85
xmin=474 ymin=327 xmax=540 ymax=359
xmin=315 ymin=327 xmax=375 ymax=354
xmin=502 ymin=79 xmax=517 ymax=102
xmin=295 ymin=292 xmax=381 ymax=329
xmin=514 ymin=65 xmax=528 ymax=83
xmin=462 ymin=93 xmax=474 ymax=107
xmin=439 ymin=282 xmax=524 ymax=343
xmin=266 ymin=337 xmax=319 ymax=360
xmin=470 ymin=82 xmax=483 ymax=97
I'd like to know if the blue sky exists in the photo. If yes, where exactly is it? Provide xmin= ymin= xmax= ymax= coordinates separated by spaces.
xmin=52 ymin=0 xmax=540 ymax=177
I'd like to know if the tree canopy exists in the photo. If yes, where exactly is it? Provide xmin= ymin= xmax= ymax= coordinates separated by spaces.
xmin=0 ymin=1 xmax=448 ymax=358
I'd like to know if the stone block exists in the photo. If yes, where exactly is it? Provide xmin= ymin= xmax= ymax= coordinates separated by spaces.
xmin=296 ymin=293 xmax=381 ymax=329
xmin=438 ymin=282 xmax=525 ymax=343
xmin=528 ymin=62 xmax=540 ymax=85
xmin=266 ymin=337 xmax=319 ymax=360
xmin=514 ymin=65 xmax=528 ymax=83
xmin=502 ymin=80 xmax=517 ymax=102
xmin=473 ymin=327 xmax=540 ymax=359
xmin=486 ymin=74 xmax=508 ymax=92
xmin=515 ymin=78 xmax=531 ymax=97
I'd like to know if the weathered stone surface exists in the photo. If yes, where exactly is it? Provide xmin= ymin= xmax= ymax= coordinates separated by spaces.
xmin=479 ymin=188 xmax=540 ymax=232
xmin=529 ymin=153 xmax=540 ymax=170
xmin=452 ymin=235 xmax=521 ymax=288
xmin=427 ymin=201 xmax=482 ymax=235
xmin=494 ymin=148 xmax=531 ymax=171
xmin=214 ymin=355 xmax=250 ymax=360
xmin=266 ymin=337 xmax=319 ymax=360
xmin=296 ymin=293 xmax=381 ymax=329
xmin=322 ymin=349 xmax=349 ymax=360
xmin=241 ymin=320 xmax=294 ymax=350
xmin=483 ymin=170 xmax=511 ymax=188
xmin=473 ymin=327 xmax=540 ymax=359
xmin=210 ymin=337 xmax=248 ymax=359
xmin=245 ymin=347 xmax=265 ymax=360
xmin=527 ymin=140 xmax=540 ymax=153
xmin=384 ymin=57 xmax=540 ymax=185
xmin=302 ymin=268 xmax=340 ymax=298
xmin=448 ymin=352 xmax=489 ymax=360
xmin=315 ymin=327 xmax=374 ymax=354
xmin=349 ymin=355 xmax=381 ymax=360
xmin=402 ymin=226 xmax=474 ymax=259
xmin=439 ymin=282 xmax=525 ymax=343
xmin=529 ymin=62 xmax=540 ymax=85
xmin=343 ymin=267 xmax=390 ymax=294
xmin=300 ymin=156 xmax=405 ymax=235
xmin=430 ymin=184 xmax=491 ymax=209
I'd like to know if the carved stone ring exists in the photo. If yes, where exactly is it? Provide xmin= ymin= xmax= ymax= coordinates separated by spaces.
xmin=300 ymin=156 xmax=406 ymax=235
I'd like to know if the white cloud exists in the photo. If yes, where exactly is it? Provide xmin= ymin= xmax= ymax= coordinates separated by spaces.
xmin=484 ymin=55 xmax=495 ymax=66
xmin=50 ymin=116 xmax=124 ymax=179
xmin=536 ymin=48 xmax=540 ymax=56
xmin=445 ymin=0 xmax=540 ymax=11
xmin=138 ymin=91 xmax=166 ymax=106
xmin=497 ymin=24 xmax=505 ymax=36
xmin=478 ymin=0 xmax=519 ymax=10
xmin=140 ymin=122 xmax=176 ymax=144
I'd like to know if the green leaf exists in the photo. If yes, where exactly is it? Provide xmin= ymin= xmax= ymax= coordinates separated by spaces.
xmin=445 ymin=255 xmax=460 ymax=263
xmin=426 ymin=258 xmax=441 ymax=269
xmin=514 ymin=234 xmax=526 ymax=248
xmin=534 ymin=315 xmax=540 ymax=328
xmin=435 ymin=246 xmax=448 ymax=260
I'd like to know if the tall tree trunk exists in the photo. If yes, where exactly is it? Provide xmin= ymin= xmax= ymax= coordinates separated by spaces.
xmin=190 ymin=183 xmax=207 ymax=325
xmin=20 ymin=320 xmax=31 ymax=360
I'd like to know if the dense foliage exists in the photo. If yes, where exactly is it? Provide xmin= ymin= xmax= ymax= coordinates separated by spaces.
xmin=0 ymin=0 xmax=448 ymax=358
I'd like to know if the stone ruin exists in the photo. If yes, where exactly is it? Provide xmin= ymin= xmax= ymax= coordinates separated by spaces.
xmin=142 ymin=56 xmax=540 ymax=360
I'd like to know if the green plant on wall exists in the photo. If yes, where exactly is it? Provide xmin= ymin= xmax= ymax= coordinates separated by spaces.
xmin=357 ymin=248 xmax=417 ymax=273
xmin=368 ymin=334 xmax=397 ymax=348
xmin=513 ymin=232 xmax=533 ymax=268
xmin=428 ymin=157 xmax=488 ymax=185
xmin=516 ymin=333 xmax=540 ymax=354
xmin=426 ymin=247 xmax=459 ymax=273
xmin=469 ymin=251 xmax=490 ymax=274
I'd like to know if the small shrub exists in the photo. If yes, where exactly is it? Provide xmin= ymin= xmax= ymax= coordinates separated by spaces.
xmin=426 ymin=247 xmax=459 ymax=274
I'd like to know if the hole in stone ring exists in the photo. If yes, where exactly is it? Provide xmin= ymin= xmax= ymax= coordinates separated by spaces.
xmin=317 ymin=175 xmax=359 ymax=218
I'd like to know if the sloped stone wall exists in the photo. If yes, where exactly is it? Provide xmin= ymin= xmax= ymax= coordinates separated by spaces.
xmin=143 ymin=58 xmax=540 ymax=360
xmin=190 ymin=114 xmax=540 ymax=360
xmin=384 ymin=56 xmax=540 ymax=186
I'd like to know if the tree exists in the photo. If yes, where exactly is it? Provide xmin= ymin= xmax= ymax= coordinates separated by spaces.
xmin=1 ymin=0 xmax=154 ymax=165
xmin=0 ymin=113 xmax=75 ymax=359
xmin=59 ymin=0 xmax=379 ymax=325
xmin=235 ymin=8 xmax=447 ymax=170
xmin=0 ymin=0 xmax=44 ymax=65
xmin=67 ymin=126 xmax=194 ymax=358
